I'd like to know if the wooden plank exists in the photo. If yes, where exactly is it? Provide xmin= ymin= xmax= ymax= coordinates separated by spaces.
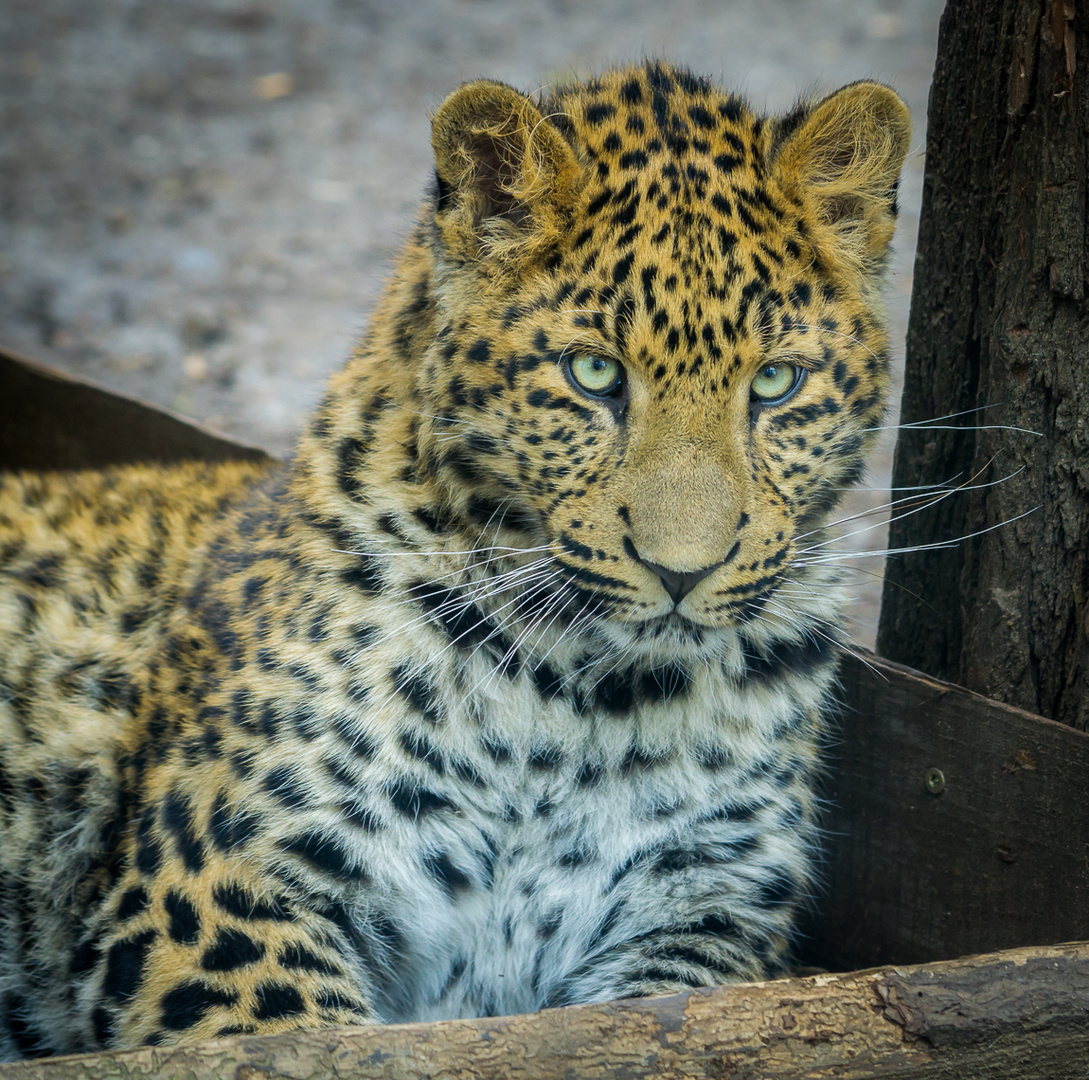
xmin=0 ymin=346 xmax=272 ymax=471
xmin=0 ymin=942 xmax=1085 ymax=1080
xmin=801 ymin=651 xmax=1089 ymax=971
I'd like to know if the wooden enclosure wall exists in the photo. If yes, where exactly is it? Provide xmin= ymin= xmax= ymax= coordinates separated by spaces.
xmin=802 ymin=652 xmax=1089 ymax=971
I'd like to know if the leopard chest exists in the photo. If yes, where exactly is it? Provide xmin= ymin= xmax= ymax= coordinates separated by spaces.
xmin=318 ymin=659 xmax=823 ymax=1023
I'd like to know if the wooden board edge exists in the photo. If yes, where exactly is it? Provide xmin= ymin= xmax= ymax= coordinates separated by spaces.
xmin=0 ymin=344 xmax=275 ymax=470
xmin=2 ymin=941 xmax=1086 ymax=1080
xmin=838 ymin=648 xmax=1089 ymax=740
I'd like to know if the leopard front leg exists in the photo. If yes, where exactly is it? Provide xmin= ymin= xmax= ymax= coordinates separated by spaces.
xmin=544 ymin=909 xmax=789 ymax=1008
xmin=79 ymin=857 xmax=382 ymax=1050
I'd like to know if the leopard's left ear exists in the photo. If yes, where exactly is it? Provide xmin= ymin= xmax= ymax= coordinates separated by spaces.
xmin=773 ymin=82 xmax=910 ymax=271
xmin=431 ymin=80 xmax=582 ymax=266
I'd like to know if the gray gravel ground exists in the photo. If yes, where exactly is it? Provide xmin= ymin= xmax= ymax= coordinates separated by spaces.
xmin=0 ymin=0 xmax=945 ymax=644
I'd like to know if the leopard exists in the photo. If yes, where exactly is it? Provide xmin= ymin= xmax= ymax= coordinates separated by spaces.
xmin=0 ymin=61 xmax=910 ymax=1058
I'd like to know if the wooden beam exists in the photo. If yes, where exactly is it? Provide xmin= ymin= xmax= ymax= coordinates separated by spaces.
xmin=1 ymin=942 xmax=1085 ymax=1080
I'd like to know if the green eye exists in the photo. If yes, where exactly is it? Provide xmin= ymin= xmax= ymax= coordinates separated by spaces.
xmin=566 ymin=354 xmax=624 ymax=397
xmin=751 ymin=362 xmax=801 ymax=403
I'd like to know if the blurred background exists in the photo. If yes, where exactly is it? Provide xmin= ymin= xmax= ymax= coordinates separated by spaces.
xmin=0 ymin=0 xmax=945 ymax=644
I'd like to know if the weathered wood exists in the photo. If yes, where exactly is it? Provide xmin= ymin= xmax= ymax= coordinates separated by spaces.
xmin=801 ymin=650 xmax=1089 ymax=971
xmin=0 ymin=942 xmax=1085 ymax=1080
xmin=0 ymin=346 xmax=271 ymax=471
xmin=877 ymin=0 xmax=1089 ymax=730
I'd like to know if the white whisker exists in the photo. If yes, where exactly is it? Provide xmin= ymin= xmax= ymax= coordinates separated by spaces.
xmin=796 ymin=506 xmax=1039 ymax=565
xmin=794 ymin=465 xmax=1026 ymax=554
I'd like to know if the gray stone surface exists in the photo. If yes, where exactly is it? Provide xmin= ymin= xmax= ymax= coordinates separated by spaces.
xmin=0 ymin=0 xmax=946 ymax=643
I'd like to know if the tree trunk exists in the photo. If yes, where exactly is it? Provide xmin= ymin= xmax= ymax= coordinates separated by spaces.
xmin=877 ymin=0 xmax=1089 ymax=729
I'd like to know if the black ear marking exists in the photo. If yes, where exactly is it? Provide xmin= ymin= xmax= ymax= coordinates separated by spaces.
xmin=434 ymin=170 xmax=454 ymax=213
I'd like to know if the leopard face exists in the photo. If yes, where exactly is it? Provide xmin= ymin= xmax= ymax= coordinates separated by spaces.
xmin=398 ymin=63 xmax=909 ymax=656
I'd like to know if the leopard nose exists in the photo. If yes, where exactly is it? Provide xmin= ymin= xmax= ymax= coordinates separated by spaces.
xmin=639 ymin=556 xmax=721 ymax=604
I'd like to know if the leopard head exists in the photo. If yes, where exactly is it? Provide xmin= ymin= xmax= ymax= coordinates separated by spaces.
xmin=414 ymin=64 xmax=909 ymax=642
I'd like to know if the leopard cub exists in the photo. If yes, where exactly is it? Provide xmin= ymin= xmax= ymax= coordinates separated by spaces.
xmin=0 ymin=62 xmax=909 ymax=1057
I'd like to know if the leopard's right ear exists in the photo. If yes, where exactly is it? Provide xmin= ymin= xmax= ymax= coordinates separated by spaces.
xmin=430 ymin=80 xmax=581 ymax=267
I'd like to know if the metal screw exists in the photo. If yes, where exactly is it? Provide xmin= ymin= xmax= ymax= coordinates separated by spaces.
xmin=925 ymin=768 xmax=946 ymax=795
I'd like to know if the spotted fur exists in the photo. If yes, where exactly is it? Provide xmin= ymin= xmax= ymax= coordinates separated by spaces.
xmin=0 ymin=62 xmax=909 ymax=1058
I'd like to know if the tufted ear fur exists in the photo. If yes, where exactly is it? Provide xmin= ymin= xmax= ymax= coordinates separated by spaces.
xmin=773 ymin=82 xmax=910 ymax=275
xmin=430 ymin=80 xmax=582 ymax=266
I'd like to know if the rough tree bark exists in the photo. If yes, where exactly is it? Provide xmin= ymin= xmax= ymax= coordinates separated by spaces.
xmin=877 ymin=0 xmax=1089 ymax=730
